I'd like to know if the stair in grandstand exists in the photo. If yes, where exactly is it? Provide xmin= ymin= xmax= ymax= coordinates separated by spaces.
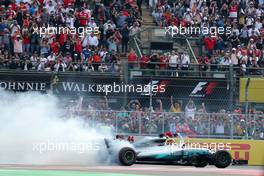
xmin=134 ymin=5 xmax=199 ymax=64
xmin=141 ymin=5 xmax=156 ymax=27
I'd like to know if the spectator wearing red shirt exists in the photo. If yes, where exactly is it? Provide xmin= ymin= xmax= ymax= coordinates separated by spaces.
xmin=198 ymin=56 xmax=209 ymax=74
xmin=23 ymin=14 xmax=30 ymax=29
xmin=203 ymin=35 xmax=217 ymax=56
xmin=92 ymin=53 xmax=101 ymax=71
xmin=6 ymin=6 xmax=16 ymax=20
xmin=140 ymin=55 xmax=149 ymax=69
xmin=229 ymin=2 xmax=238 ymax=19
xmin=64 ymin=0 xmax=76 ymax=7
xmin=9 ymin=2 xmax=17 ymax=11
xmin=22 ymin=33 xmax=30 ymax=54
xmin=58 ymin=33 xmax=67 ymax=46
xmin=77 ymin=9 xmax=89 ymax=27
xmin=50 ymin=39 xmax=60 ymax=55
xmin=127 ymin=49 xmax=137 ymax=69
xmin=74 ymin=37 xmax=82 ymax=59
xmin=159 ymin=55 xmax=168 ymax=70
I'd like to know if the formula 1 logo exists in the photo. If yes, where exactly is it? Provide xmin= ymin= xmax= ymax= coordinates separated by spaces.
xmin=190 ymin=82 xmax=218 ymax=97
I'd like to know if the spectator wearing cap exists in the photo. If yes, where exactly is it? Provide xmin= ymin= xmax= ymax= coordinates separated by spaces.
xmin=231 ymin=48 xmax=239 ymax=66
xmin=88 ymin=17 xmax=97 ymax=28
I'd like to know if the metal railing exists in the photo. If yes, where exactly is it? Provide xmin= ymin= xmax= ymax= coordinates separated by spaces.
xmin=0 ymin=61 xmax=122 ymax=75
xmin=129 ymin=26 xmax=203 ymax=63
xmin=127 ymin=61 xmax=264 ymax=77
xmin=64 ymin=109 xmax=264 ymax=140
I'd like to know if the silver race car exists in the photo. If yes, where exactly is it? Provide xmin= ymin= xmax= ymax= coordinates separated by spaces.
xmin=104 ymin=135 xmax=232 ymax=168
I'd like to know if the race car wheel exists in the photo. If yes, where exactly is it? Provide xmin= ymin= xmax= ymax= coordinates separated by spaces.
xmin=194 ymin=156 xmax=208 ymax=168
xmin=213 ymin=150 xmax=232 ymax=168
xmin=119 ymin=147 xmax=136 ymax=166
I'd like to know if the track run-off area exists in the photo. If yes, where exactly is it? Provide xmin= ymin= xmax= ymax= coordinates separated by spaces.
xmin=0 ymin=164 xmax=263 ymax=176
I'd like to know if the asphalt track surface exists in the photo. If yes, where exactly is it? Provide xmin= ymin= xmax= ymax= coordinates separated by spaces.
xmin=0 ymin=164 xmax=263 ymax=176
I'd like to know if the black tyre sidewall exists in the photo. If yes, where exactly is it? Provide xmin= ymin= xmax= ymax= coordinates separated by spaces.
xmin=119 ymin=147 xmax=136 ymax=166
xmin=214 ymin=150 xmax=232 ymax=168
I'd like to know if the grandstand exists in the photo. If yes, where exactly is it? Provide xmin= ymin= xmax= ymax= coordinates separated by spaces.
xmin=0 ymin=0 xmax=263 ymax=140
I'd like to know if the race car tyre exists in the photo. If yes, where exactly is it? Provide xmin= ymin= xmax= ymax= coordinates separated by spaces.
xmin=213 ymin=150 xmax=232 ymax=168
xmin=194 ymin=156 xmax=208 ymax=168
xmin=118 ymin=147 xmax=136 ymax=166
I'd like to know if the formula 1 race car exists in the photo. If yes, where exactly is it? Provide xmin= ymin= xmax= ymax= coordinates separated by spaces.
xmin=104 ymin=135 xmax=232 ymax=168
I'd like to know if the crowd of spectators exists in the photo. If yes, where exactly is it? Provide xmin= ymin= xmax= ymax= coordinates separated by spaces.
xmin=127 ymin=48 xmax=193 ymax=77
xmin=149 ymin=0 xmax=264 ymax=75
xmin=0 ymin=0 xmax=263 ymax=139
xmin=0 ymin=0 xmax=143 ymax=72
xmin=65 ymin=96 xmax=264 ymax=140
